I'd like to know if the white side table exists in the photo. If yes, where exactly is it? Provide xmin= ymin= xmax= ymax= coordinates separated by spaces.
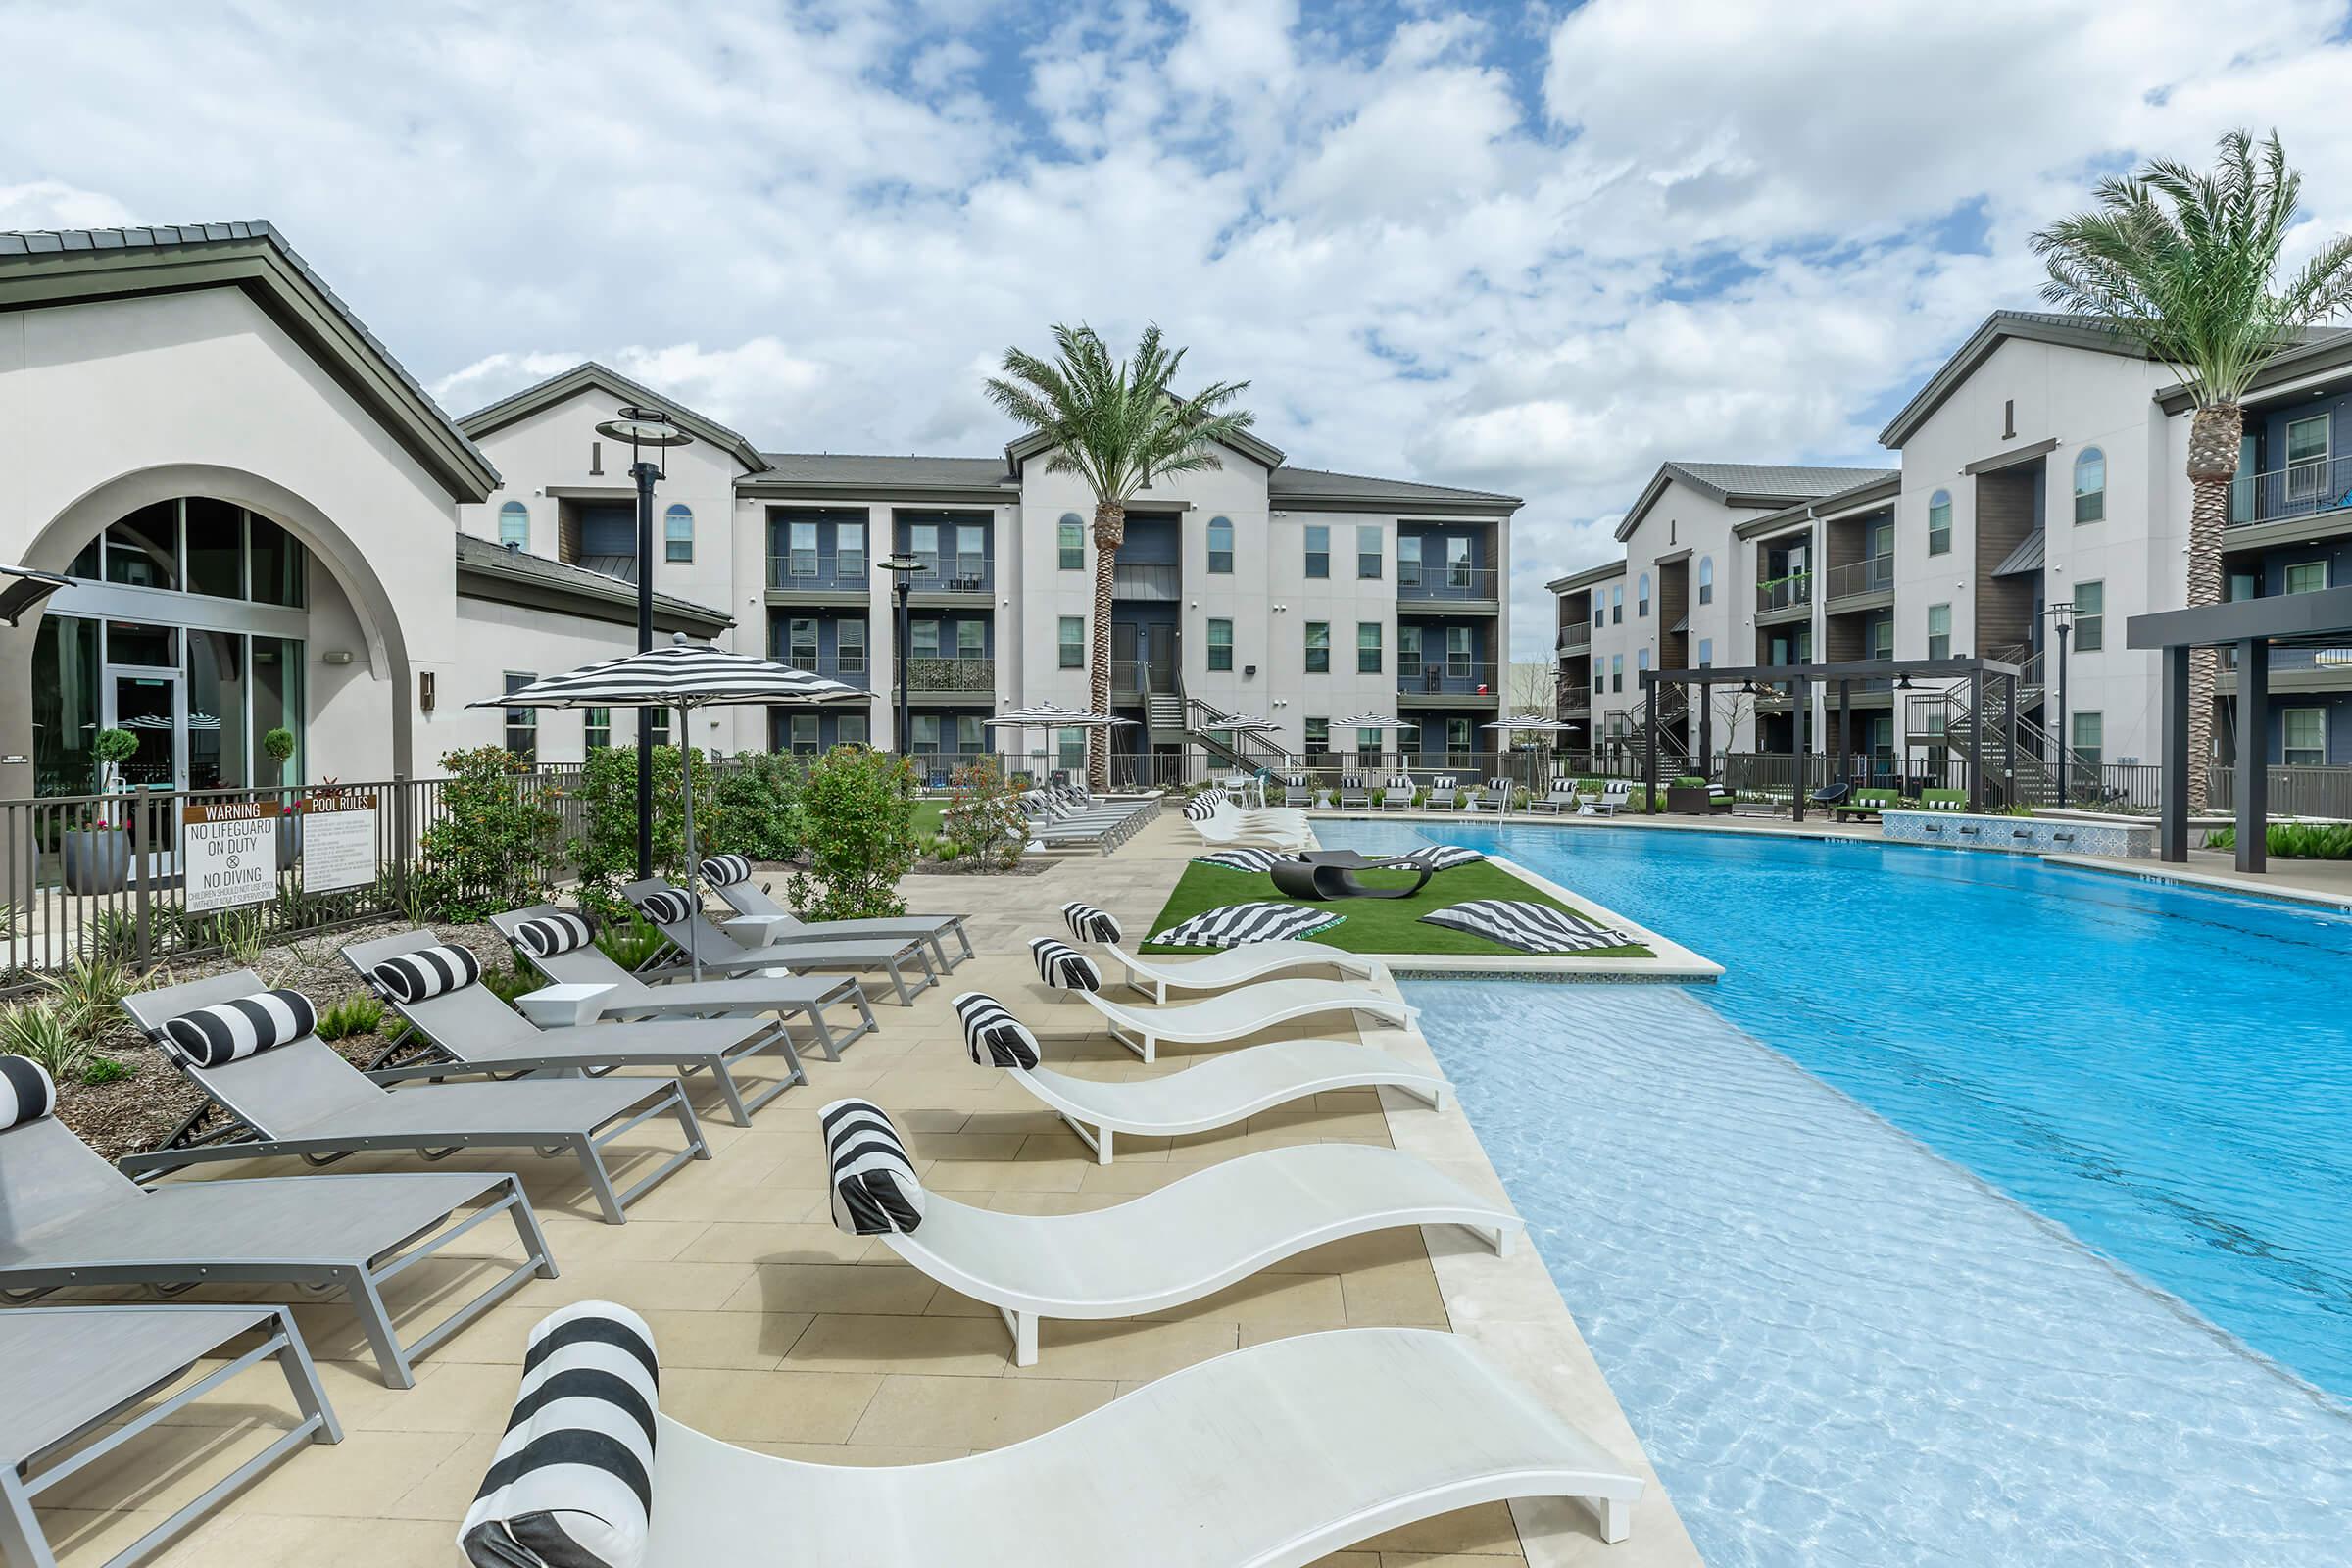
xmin=515 ymin=982 xmax=615 ymax=1029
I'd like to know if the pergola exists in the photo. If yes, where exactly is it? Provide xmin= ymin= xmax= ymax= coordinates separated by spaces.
xmin=1638 ymin=656 xmax=2025 ymax=822
xmin=2127 ymin=584 xmax=2352 ymax=873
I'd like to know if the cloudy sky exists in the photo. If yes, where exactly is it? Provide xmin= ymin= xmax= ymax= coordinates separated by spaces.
xmin=6 ymin=0 xmax=2352 ymax=656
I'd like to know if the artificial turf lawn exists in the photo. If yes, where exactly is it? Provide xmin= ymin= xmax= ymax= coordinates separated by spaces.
xmin=1138 ymin=857 xmax=1655 ymax=958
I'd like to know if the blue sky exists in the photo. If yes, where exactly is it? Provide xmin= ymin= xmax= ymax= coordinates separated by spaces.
xmin=5 ymin=0 xmax=2351 ymax=656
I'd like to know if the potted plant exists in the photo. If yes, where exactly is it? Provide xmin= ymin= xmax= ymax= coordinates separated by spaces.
xmin=1665 ymin=774 xmax=1713 ymax=814
xmin=61 ymin=728 xmax=140 ymax=894
xmin=263 ymin=727 xmax=301 ymax=858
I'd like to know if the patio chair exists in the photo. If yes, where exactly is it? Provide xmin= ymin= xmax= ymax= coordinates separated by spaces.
xmin=1834 ymin=787 xmax=1903 ymax=823
xmin=1466 ymin=775 xmax=1515 ymax=814
xmin=1338 ymin=772 xmax=1371 ymax=808
xmin=1525 ymin=775 xmax=1581 ymax=814
xmin=1186 ymin=800 xmax=1313 ymax=853
xmin=490 ymin=905 xmax=877 ymax=1060
xmin=1920 ymin=788 xmax=1970 ymax=810
xmin=1424 ymin=774 xmax=1459 ymax=810
xmin=3 ymin=1304 xmax=340 ymax=1568
xmin=623 ymin=877 xmax=939 ymax=1006
xmin=0 ymin=1054 xmax=554 ymax=1387
xmin=117 ymin=971 xmax=710 ymax=1225
xmin=814 ymin=1099 xmax=1516 ymax=1363
xmin=1282 ymin=771 xmax=1315 ymax=808
xmin=1379 ymin=771 xmax=1418 ymax=809
xmin=1018 ymin=796 xmax=1118 ymax=854
xmin=1809 ymin=780 xmax=1851 ymax=808
xmin=1586 ymin=780 xmax=1633 ymax=816
xmin=340 ymin=931 xmax=805 ymax=1128
xmin=456 ymin=1305 xmax=1643 ymax=1567
xmin=699 ymin=855 xmax=973 ymax=970
xmin=1077 ymin=977 xmax=1419 ymax=1062
xmin=1059 ymin=901 xmax=1380 ymax=1002
xmin=956 ymin=990 xmax=1441 ymax=1163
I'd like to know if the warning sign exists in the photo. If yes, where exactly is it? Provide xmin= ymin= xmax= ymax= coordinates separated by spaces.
xmin=181 ymin=801 xmax=279 ymax=912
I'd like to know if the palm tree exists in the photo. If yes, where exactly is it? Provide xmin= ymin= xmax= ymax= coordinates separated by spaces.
xmin=985 ymin=324 xmax=1255 ymax=787
xmin=2032 ymin=129 xmax=2352 ymax=808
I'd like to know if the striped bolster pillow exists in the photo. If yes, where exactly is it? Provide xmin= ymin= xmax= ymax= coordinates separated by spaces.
xmin=159 ymin=989 xmax=317 ymax=1067
xmin=460 ymin=1301 xmax=659 ymax=1568
xmin=631 ymin=888 xmax=696 ymax=927
xmin=514 ymin=912 xmax=594 ymax=958
xmin=1028 ymin=937 xmax=1102 ymax=992
xmin=0 ymin=1055 xmax=56 ymax=1130
xmin=1341 ymin=774 xmax=1363 ymax=789
xmin=1183 ymin=798 xmax=1216 ymax=821
xmin=698 ymin=854 xmax=754 ymax=888
xmin=954 ymin=991 xmax=1041 ymax=1069
xmin=370 ymin=944 xmax=482 ymax=1004
xmin=1388 ymin=775 xmax=1414 ymax=790
xmin=821 ymin=1098 xmax=925 ymax=1236
xmin=1059 ymin=900 xmax=1124 ymax=945
xmin=1433 ymin=775 xmax=1457 ymax=788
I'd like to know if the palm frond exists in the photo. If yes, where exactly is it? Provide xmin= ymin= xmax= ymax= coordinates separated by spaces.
xmin=985 ymin=320 xmax=1256 ymax=507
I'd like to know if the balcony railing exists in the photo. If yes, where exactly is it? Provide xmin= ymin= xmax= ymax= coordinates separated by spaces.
xmin=1757 ymin=571 xmax=1812 ymax=613
xmin=902 ymin=551 xmax=993 ymax=594
xmin=1556 ymin=625 xmax=1592 ymax=653
xmin=2217 ymin=644 xmax=2352 ymax=675
xmin=2229 ymin=452 xmax=2352 ymax=527
xmin=1398 ymin=660 xmax=1499 ymax=697
xmin=770 ymin=652 xmax=872 ymax=684
xmin=906 ymin=656 xmax=995 ymax=693
xmin=1397 ymin=563 xmax=1500 ymax=602
xmin=1823 ymin=555 xmax=1893 ymax=603
xmin=766 ymin=550 xmax=868 ymax=591
xmin=1111 ymin=561 xmax=1181 ymax=601
xmin=1111 ymin=658 xmax=1179 ymax=698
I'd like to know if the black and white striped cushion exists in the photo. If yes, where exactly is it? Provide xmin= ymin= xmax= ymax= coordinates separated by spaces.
xmin=0 ymin=1055 xmax=56 ymax=1129
xmin=1183 ymin=797 xmax=1217 ymax=822
xmin=820 ymin=1098 xmax=925 ymax=1236
xmin=370 ymin=944 xmax=482 ymax=1004
xmin=954 ymin=992 xmax=1041 ymax=1069
xmin=158 ymin=989 xmax=317 ymax=1067
xmin=1151 ymin=902 xmax=1345 ymax=949
xmin=459 ymin=1301 xmax=659 ymax=1568
xmin=698 ymin=854 xmax=754 ymax=888
xmin=1060 ymin=901 xmax=1124 ymax=945
xmin=1432 ymin=775 xmax=1457 ymax=789
xmin=630 ymin=888 xmax=696 ymax=927
xmin=1341 ymin=774 xmax=1364 ymax=790
xmin=1418 ymin=899 xmax=1628 ymax=954
xmin=514 ymin=912 xmax=594 ymax=958
xmin=1028 ymin=937 xmax=1102 ymax=991
xmin=1386 ymin=774 xmax=1414 ymax=792
xmin=1192 ymin=848 xmax=1295 ymax=873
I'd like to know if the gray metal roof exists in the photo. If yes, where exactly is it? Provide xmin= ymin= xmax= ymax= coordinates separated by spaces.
xmin=1545 ymin=558 xmax=1627 ymax=593
xmin=747 ymin=452 xmax=1014 ymax=490
xmin=1269 ymin=466 xmax=1521 ymax=508
xmin=1663 ymin=463 xmax=1893 ymax=502
xmin=454 ymin=532 xmax=731 ymax=628
xmin=460 ymin=361 xmax=768 ymax=472
xmin=1991 ymin=529 xmax=2047 ymax=578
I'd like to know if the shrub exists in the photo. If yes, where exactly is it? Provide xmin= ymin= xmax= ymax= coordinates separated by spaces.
xmin=36 ymin=952 xmax=146 ymax=1050
xmin=940 ymin=758 xmax=1027 ymax=870
xmin=81 ymin=1054 xmax=135 ymax=1086
xmin=593 ymin=911 xmax=666 ymax=972
xmin=2203 ymin=821 xmax=2352 ymax=858
xmin=479 ymin=957 xmax=543 ymax=1005
xmin=414 ymin=746 xmax=562 ymax=922
xmin=315 ymin=994 xmax=385 ymax=1041
xmin=0 ymin=1001 xmax=86 ymax=1079
xmin=92 ymin=726 xmax=139 ymax=791
xmin=710 ymin=752 xmax=804 ymax=862
xmin=790 ymin=747 xmax=919 ymax=920
xmin=572 ymin=744 xmax=723 ymax=914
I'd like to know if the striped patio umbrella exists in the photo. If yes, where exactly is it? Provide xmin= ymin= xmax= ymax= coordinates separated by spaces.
xmin=983 ymin=700 xmax=1137 ymax=729
xmin=1338 ymin=713 xmax=1418 ymax=731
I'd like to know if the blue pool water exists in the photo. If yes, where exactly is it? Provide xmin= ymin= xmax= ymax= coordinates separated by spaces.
xmin=1318 ymin=821 xmax=2352 ymax=1564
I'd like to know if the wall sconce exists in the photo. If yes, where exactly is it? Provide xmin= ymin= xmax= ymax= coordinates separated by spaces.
xmin=322 ymin=650 xmax=354 ymax=666
xmin=418 ymin=671 xmax=436 ymax=712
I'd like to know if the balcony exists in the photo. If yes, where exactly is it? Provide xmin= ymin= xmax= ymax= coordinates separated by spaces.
xmin=2214 ymin=642 xmax=2352 ymax=691
xmin=770 ymin=652 xmax=873 ymax=688
xmin=1756 ymin=571 xmax=1812 ymax=618
xmin=1111 ymin=561 xmax=1180 ymax=601
xmin=1397 ymin=562 xmax=1501 ymax=607
xmin=1823 ymin=555 xmax=1894 ymax=608
xmin=902 ymin=550 xmax=994 ymax=598
xmin=1110 ymin=658 xmax=1178 ymax=700
xmin=1397 ymin=661 xmax=1500 ymax=702
xmin=2228 ymin=452 xmax=2352 ymax=531
xmin=1556 ymin=624 xmax=1592 ymax=654
xmin=906 ymin=656 xmax=996 ymax=699
xmin=766 ymin=549 xmax=868 ymax=594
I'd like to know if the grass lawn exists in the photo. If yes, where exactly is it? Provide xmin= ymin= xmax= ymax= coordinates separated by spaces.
xmin=913 ymin=799 xmax=948 ymax=837
xmin=1139 ymin=858 xmax=1654 ymax=958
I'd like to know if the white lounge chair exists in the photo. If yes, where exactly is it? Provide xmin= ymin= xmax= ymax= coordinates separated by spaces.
xmin=1059 ymin=901 xmax=1379 ymax=1002
xmin=956 ymin=991 xmax=1444 ymax=1163
xmin=1078 ymin=977 xmax=1418 ymax=1062
xmin=457 ymin=1305 xmax=1644 ymax=1567
xmin=698 ymin=855 xmax=973 ymax=970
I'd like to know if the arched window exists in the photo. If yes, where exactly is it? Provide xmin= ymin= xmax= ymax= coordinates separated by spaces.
xmin=1057 ymin=512 xmax=1084 ymax=570
xmin=1637 ymin=572 xmax=1651 ymax=617
xmin=1927 ymin=489 xmax=1953 ymax=556
xmin=663 ymin=504 xmax=694 ymax=564
xmin=1697 ymin=555 xmax=1714 ymax=605
xmin=498 ymin=500 xmax=528 ymax=550
xmin=1206 ymin=515 xmax=1234 ymax=573
xmin=2073 ymin=447 xmax=2106 ymax=524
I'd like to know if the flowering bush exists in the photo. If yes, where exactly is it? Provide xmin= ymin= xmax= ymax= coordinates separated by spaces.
xmin=939 ymin=758 xmax=1027 ymax=870
xmin=572 ymin=744 xmax=722 ymax=915
xmin=789 ymin=747 xmax=919 ymax=920
xmin=414 ymin=746 xmax=561 ymax=921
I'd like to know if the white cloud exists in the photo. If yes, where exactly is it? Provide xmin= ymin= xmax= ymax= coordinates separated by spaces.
xmin=0 ymin=178 xmax=130 ymax=230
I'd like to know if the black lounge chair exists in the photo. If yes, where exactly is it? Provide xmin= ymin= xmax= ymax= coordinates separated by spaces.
xmin=1809 ymin=781 xmax=1851 ymax=807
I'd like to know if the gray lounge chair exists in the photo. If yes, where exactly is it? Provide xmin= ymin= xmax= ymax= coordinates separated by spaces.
xmin=340 ymin=930 xmax=805 ymax=1127
xmin=1282 ymin=771 xmax=1315 ymax=808
xmin=0 ymin=1063 xmax=553 ymax=1386
xmin=1425 ymin=774 xmax=1459 ymax=810
xmin=1378 ymin=772 xmax=1418 ymax=810
xmin=1338 ymin=773 xmax=1370 ymax=809
xmin=2 ymin=1304 xmax=338 ymax=1568
xmin=118 ymin=971 xmax=709 ymax=1224
xmin=490 ymin=905 xmax=877 ymax=1060
xmin=624 ymin=878 xmax=939 ymax=1006
xmin=698 ymin=858 xmax=972 ymax=971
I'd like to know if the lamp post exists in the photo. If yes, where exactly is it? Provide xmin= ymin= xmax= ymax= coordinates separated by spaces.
xmin=876 ymin=553 xmax=927 ymax=759
xmin=2046 ymin=601 xmax=2075 ymax=808
xmin=594 ymin=406 xmax=692 ymax=877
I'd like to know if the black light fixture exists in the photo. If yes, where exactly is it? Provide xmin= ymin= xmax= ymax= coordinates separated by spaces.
xmin=2046 ymin=601 xmax=2077 ymax=806
xmin=593 ymin=405 xmax=692 ymax=877
xmin=876 ymin=552 xmax=929 ymax=759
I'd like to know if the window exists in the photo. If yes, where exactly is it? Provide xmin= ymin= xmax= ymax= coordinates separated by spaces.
xmin=1206 ymin=618 xmax=1234 ymax=671
xmin=1928 ymin=602 xmax=1952 ymax=661
xmin=1304 ymin=524 xmax=1330 ymax=578
xmin=956 ymin=523 xmax=986 ymax=583
xmin=789 ymin=520 xmax=818 ymax=577
xmin=645 ymin=709 xmax=669 ymax=749
xmin=1637 ymin=648 xmax=1649 ymax=674
xmin=911 ymin=620 xmax=940 ymax=660
xmin=1927 ymin=489 xmax=1952 ymax=556
xmin=2072 ymin=448 xmax=2105 ymax=524
xmin=1446 ymin=624 xmax=1472 ymax=676
xmin=1358 ymin=525 xmax=1383 ymax=579
xmin=1592 ymin=600 xmax=1604 ymax=628
xmin=1697 ymin=555 xmax=1714 ymax=605
xmin=1055 ymin=726 xmax=1086 ymax=771
xmin=2074 ymin=581 xmax=2104 ymax=653
xmin=1446 ymin=717 xmax=1472 ymax=760
xmin=911 ymin=713 xmax=941 ymax=752
xmin=954 ymin=621 xmax=982 ymax=662
xmin=1058 ymin=514 xmax=1084 ymax=571
xmin=789 ymin=713 xmax=821 ymax=754
xmin=787 ymin=617 xmax=819 ymax=670
xmin=908 ymin=521 xmax=939 ymax=573
xmin=498 ymin=500 xmax=528 ymax=550
xmin=585 ymin=708 xmax=611 ymax=751
xmin=1697 ymin=636 xmax=1715 ymax=669
xmin=1303 ymin=717 xmax=1330 ymax=758
xmin=837 ymin=620 xmax=867 ymax=674
xmin=2286 ymin=560 xmax=2329 ymax=595
xmin=1355 ymin=726 xmax=1384 ymax=759
xmin=1869 ymin=617 xmax=1893 ymax=661
xmin=2282 ymin=708 xmax=2328 ymax=766
xmin=1057 ymin=616 xmax=1084 ymax=669
xmin=1207 ymin=515 xmax=1234 ymax=574
xmin=837 ymin=712 xmax=868 ymax=748
xmin=1592 ymin=668 xmax=1604 ymax=695
xmin=1305 ymin=621 xmax=1330 ymax=673
xmin=1445 ymin=534 xmax=1470 ymax=588
xmin=503 ymin=673 xmax=537 ymax=760
xmin=1398 ymin=623 xmax=1421 ymax=676
xmin=837 ymin=521 xmax=865 ymax=579
xmin=2286 ymin=414 xmax=2330 ymax=500
xmin=1610 ymin=585 xmax=1624 ymax=624
xmin=664 ymin=504 xmax=694 ymax=563
xmin=1637 ymin=572 xmax=1651 ymax=617
xmin=1356 ymin=622 xmax=1382 ymax=674
xmin=1610 ymin=654 xmax=1624 ymax=694
xmin=2071 ymin=710 xmax=2103 ymax=769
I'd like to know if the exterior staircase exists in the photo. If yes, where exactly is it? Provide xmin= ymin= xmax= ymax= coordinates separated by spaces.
xmin=1183 ymin=697 xmax=1295 ymax=776
xmin=1611 ymin=694 xmax=1692 ymax=773
xmin=1911 ymin=643 xmax=2098 ymax=805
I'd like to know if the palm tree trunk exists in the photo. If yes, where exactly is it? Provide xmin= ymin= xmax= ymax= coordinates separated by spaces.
xmin=1088 ymin=500 xmax=1127 ymax=790
xmin=2183 ymin=403 xmax=2240 ymax=813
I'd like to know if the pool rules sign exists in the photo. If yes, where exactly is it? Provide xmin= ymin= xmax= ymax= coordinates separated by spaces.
xmin=297 ymin=793 xmax=378 ymax=892
xmin=181 ymin=801 xmax=278 ymax=912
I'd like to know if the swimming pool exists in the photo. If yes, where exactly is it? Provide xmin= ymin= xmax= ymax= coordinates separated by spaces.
xmin=1318 ymin=821 xmax=2352 ymax=1564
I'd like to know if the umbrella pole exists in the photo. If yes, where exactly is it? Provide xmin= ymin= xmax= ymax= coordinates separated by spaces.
xmin=676 ymin=700 xmax=704 ymax=981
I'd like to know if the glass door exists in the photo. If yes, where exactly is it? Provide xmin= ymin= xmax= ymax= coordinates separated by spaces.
xmin=105 ymin=668 xmax=186 ymax=792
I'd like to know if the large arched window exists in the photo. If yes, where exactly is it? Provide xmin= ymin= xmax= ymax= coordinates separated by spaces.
xmin=1927 ymin=489 xmax=1953 ymax=556
xmin=498 ymin=500 xmax=528 ymax=550
xmin=2073 ymin=447 xmax=2106 ymax=524
xmin=663 ymin=503 xmax=694 ymax=564
xmin=1697 ymin=555 xmax=1714 ymax=605
xmin=1057 ymin=512 xmax=1084 ymax=570
xmin=1637 ymin=572 xmax=1651 ymax=617
xmin=1206 ymin=515 xmax=1234 ymax=573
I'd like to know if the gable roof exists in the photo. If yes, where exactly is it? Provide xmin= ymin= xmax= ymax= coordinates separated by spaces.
xmin=1732 ymin=470 xmax=1903 ymax=540
xmin=1545 ymin=559 xmax=1627 ymax=593
xmin=458 ymin=361 xmax=770 ymax=474
xmin=2152 ymin=325 xmax=2352 ymax=414
xmin=1004 ymin=418 xmax=1288 ymax=476
xmin=0 ymin=220 xmax=498 ymax=502
xmin=1617 ymin=461 xmax=1892 ymax=540
xmin=1876 ymin=310 xmax=2165 ymax=449
xmin=454 ymin=532 xmax=731 ymax=633
xmin=1269 ymin=466 xmax=1521 ymax=514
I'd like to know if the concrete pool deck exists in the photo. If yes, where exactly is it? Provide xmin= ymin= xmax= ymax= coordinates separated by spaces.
xmin=29 ymin=811 xmax=1701 ymax=1568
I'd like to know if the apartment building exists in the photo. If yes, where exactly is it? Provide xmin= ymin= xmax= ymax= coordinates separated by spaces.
xmin=1553 ymin=309 xmax=2352 ymax=788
